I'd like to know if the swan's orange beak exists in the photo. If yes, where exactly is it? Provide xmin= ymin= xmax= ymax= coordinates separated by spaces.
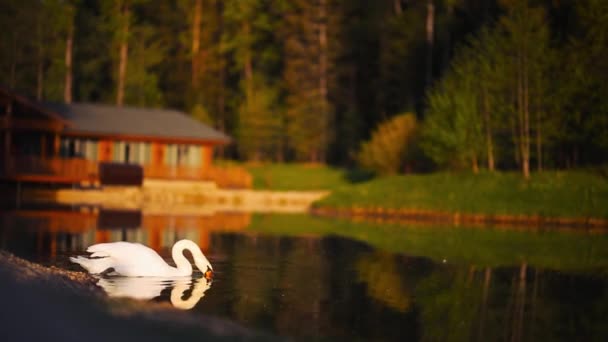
xmin=204 ymin=269 xmax=213 ymax=280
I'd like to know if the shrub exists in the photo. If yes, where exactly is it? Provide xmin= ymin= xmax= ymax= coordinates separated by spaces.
xmin=357 ymin=113 xmax=417 ymax=175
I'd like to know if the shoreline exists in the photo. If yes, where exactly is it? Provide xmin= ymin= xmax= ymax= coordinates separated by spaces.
xmin=19 ymin=182 xmax=328 ymax=214
xmin=0 ymin=251 xmax=276 ymax=341
xmin=310 ymin=206 xmax=608 ymax=230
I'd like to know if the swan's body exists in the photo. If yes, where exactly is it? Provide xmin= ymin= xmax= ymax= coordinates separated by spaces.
xmin=70 ymin=239 xmax=212 ymax=277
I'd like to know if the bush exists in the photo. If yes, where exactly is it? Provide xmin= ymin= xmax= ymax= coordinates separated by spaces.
xmin=357 ymin=113 xmax=417 ymax=175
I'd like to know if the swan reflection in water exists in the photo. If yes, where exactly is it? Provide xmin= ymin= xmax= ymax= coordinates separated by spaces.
xmin=96 ymin=276 xmax=212 ymax=310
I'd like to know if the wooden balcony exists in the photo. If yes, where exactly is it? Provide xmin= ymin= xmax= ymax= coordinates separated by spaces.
xmin=0 ymin=156 xmax=251 ymax=188
xmin=0 ymin=156 xmax=98 ymax=184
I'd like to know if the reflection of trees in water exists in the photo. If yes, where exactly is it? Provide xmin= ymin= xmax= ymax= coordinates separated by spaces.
xmin=415 ymin=262 xmax=608 ymax=342
xmin=356 ymin=251 xmax=411 ymax=312
xmin=274 ymin=238 xmax=328 ymax=338
xmin=229 ymin=234 xmax=282 ymax=325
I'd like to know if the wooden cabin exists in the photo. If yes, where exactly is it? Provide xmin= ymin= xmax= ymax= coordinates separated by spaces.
xmin=0 ymin=86 xmax=242 ymax=187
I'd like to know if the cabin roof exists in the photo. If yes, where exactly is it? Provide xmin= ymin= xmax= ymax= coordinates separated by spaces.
xmin=46 ymin=102 xmax=230 ymax=144
xmin=0 ymin=86 xmax=70 ymax=125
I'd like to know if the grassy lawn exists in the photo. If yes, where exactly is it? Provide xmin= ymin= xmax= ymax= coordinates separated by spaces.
xmin=316 ymin=170 xmax=608 ymax=219
xmin=237 ymin=163 xmax=608 ymax=219
xmin=244 ymin=163 xmax=362 ymax=190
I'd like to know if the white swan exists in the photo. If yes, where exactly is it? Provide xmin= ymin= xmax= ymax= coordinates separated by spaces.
xmin=96 ymin=276 xmax=212 ymax=310
xmin=70 ymin=239 xmax=213 ymax=277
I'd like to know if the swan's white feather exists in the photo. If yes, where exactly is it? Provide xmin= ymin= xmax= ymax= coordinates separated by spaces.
xmin=71 ymin=239 xmax=212 ymax=277
xmin=78 ymin=242 xmax=178 ymax=276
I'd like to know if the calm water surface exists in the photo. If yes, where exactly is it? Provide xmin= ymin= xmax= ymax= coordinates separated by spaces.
xmin=1 ymin=207 xmax=607 ymax=341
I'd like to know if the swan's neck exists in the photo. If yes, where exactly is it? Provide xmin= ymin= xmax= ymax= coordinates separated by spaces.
xmin=171 ymin=239 xmax=212 ymax=276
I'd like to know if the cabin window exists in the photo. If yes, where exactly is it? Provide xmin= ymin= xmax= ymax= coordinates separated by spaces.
xmin=84 ymin=139 xmax=98 ymax=161
xmin=165 ymin=144 xmax=179 ymax=166
xmin=60 ymin=138 xmax=70 ymax=157
xmin=177 ymin=145 xmax=190 ymax=166
xmin=124 ymin=143 xmax=131 ymax=163
xmin=189 ymin=145 xmax=201 ymax=167
xmin=141 ymin=143 xmax=151 ymax=165
xmin=113 ymin=141 xmax=125 ymax=162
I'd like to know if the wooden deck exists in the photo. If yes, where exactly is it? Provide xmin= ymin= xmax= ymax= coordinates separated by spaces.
xmin=1 ymin=156 xmax=252 ymax=188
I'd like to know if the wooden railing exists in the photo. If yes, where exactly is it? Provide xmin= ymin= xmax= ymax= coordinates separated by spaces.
xmin=1 ymin=156 xmax=98 ymax=183
xmin=144 ymin=164 xmax=252 ymax=189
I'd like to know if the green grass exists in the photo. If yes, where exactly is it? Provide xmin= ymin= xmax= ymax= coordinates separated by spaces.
xmin=316 ymin=170 xmax=608 ymax=219
xmin=247 ymin=214 xmax=608 ymax=271
xmin=245 ymin=163 xmax=363 ymax=190
xmin=238 ymin=162 xmax=608 ymax=219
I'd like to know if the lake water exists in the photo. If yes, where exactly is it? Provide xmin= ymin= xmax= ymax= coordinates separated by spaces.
xmin=1 ymin=207 xmax=607 ymax=341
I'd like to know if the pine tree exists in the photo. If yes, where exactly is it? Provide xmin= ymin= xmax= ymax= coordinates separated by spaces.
xmin=282 ymin=0 xmax=333 ymax=162
xmin=223 ymin=0 xmax=284 ymax=161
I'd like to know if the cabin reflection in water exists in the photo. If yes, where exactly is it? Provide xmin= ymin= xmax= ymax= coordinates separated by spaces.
xmin=0 ymin=207 xmax=251 ymax=258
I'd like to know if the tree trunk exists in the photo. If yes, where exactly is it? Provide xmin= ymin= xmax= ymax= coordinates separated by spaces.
xmin=517 ymin=41 xmax=530 ymax=180
xmin=523 ymin=52 xmax=530 ymax=180
xmin=64 ymin=20 xmax=74 ymax=104
xmin=536 ymin=102 xmax=542 ymax=172
xmin=425 ymin=0 xmax=435 ymax=88
xmin=36 ymin=19 xmax=44 ymax=101
xmin=394 ymin=0 xmax=403 ymax=15
xmin=216 ymin=0 xmax=226 ymax=158
xmin=243 ymin=21 xmax=254 ymax=104
xmin=472 ymin=154 xmax=479 ymax=174
xmin=37 ymin=50 xmax=44 ymax=101
xmin=443 ymin=4 xmax=454 ymax=71
xmin=482 ymin=88 xmax=495 ymax=171
xmin=192 ymin=0 xmax=202 ymax=88
xmin=10 ymin=37 xmax=17 ymax=88
xmin=511 ymin=117 xmax=520 ymax=167
xmin=116 ymin=3 xmax=130 ymax=107
xmin=319 ymin=0 xmax=328 ymax=162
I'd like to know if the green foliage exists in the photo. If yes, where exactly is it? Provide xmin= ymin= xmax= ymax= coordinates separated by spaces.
xmin=191 ymin=104 xmax=213 ymax=126
xmin=1 ymin=0 xmax=607 ymax=168
xmin=357 ymin=113 xmax=418 ymax=175
xmin=282 ymin=0 xmax=333 ymax=162
xmin=422 ymin=68 xmax=483 ymax=170
xmin=223 ymin=0 xmax=286 ymax=161
xmin=124 ymin=25 xmax=165 ymax=107
xmin=237 ymin=80 xmax=282 ymax=161
xmin=0 ymin=0 xmax=73 ymax=99
xmin=423 ymin=1 xmax=556 ymax=175
xmin=556 ymin=0 xmax=608 ymax=161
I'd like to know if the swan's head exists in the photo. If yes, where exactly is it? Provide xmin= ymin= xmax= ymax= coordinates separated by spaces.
xmin=173 ymin=239 xmax=214 ymax=278
xmin=196 ymin=258 xmax=213 ymax=279
xmin=193 ymin=251 xmax=213 ymax=279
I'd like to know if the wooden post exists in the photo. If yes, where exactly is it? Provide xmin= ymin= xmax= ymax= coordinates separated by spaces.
xmin=40 ymin=134 xmax=47 ymax=159
xmin=53 ymin=134 xmax=60 ymax=157
xmin=4 ymin=103 xmax=12 ymax=173
xmin=201 ymin=145 xmax=212 ymax=172
xmin=98 ymin=140 xmax=114 ymax=161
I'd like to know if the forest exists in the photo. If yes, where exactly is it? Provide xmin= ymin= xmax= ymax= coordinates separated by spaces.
xmin=1 ymin=0 xmax=606 ymax=178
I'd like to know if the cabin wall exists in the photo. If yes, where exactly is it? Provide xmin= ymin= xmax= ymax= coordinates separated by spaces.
xmin=61 ymin=137 xmax=215 ymax=173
